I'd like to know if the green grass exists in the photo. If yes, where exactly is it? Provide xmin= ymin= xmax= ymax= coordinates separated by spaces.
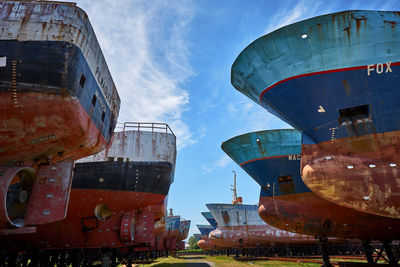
xmin=130 ymin=255 xmax=321 ymax=267
xmin=178 ymin=249 xmax=204 ymax=253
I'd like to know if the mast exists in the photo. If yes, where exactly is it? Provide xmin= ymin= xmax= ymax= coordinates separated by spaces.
xmin=231 ymin=171 xmax=242 ymax=204
xmin=232 ymin=170 xmax=237 ymax=203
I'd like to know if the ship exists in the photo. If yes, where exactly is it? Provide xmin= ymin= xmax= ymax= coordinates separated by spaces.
xmin=222 ymin=129 xmax=400 ymax=264
xmin=231 ymin=10 xmax=400 ymax=219
xmin=178 ymin=219 xmax=191 ymax=241
xmin=177 ymin=219 xmax=190 ymax=250
xmin=197 ymin=234 xmax=215 ymax=251
xmin=177 ymin=220 xmax=190 ymax=250
xmin=1 ymin=123 xmax=176 ymax=265
xmin=193 ymin=233 xmax=202 ymax=241
xmin=197 ymin=222 xmax=217 ymax=251
xmin=201 ymin=211 xmax=217 ymax=228
xmin=0 ymin=0 xmax=120 ymax=231
xmin=197 ymin=224 xmax=215 ymax=237
xmin=165 ymin=213 xmax=181 ymax=252
xmin=206 ymin=203 xmax=315 ymax=250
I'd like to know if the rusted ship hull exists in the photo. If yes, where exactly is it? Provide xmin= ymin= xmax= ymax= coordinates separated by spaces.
xmin=177 ymin=219 xmax=190 ymax=251
xmin=178 ymin=220 xmax=190 ymax=242
xmin=3 ymin=190 xmax=167 ymax=249
xmin=0 ymin=1 xmax=120 ymax=230
xmin=258 ymin=189 xmax=400 ymax=240
xmin=222 ymin=129 xmax=400 ymax=239
xmin=231 ymin=10 xmax=400 ymax=219
xmin=0 ymin=3 xmax=120 ymax=164
xmin=209 ymin=224 xmax=314 ymax=248
xmin=206 ymin=203 xmax=314 ymax=249
xmin=165 ymin=215 xmax=180 ymax=251
xmin=1 ymin=124 xmax=176 ymax=253
xmin=198 ymin=235 xmax=215 ymax=251
xmin=302 ymin=134 xmax=400 ymax=220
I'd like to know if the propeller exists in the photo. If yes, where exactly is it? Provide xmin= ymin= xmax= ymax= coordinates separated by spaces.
xmin=6 ymin=170 xmax=34 ymax=227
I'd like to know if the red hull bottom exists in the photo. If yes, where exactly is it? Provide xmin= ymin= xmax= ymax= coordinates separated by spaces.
xmin=0 ymin=92 xmax=107 ymax=164
xmin=258 ymin=193 xmax=400 ymax=240
xmin=0 ymin=189 xmax=167 ymax=250
xmin=198 ymin=236 xmax=216 ymax=251
xmin=208 ymin=225 xmax=315 ymax=248
xmin=302 ymin=131 xmax=400 ymax=219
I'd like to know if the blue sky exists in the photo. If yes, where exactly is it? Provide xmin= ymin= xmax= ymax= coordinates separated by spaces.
xmin=73 ymin=0 xmax=400 ymax=239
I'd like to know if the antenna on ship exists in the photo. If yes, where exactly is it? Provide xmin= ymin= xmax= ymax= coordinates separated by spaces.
xmin=231 ymin=171 xmax=242 ymax=205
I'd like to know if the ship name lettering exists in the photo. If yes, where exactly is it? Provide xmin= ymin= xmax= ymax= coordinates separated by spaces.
xmin=367 ymin=62 xmax=392 ymax=76
xmin=288 ymin=155 xmax=301 ymax=160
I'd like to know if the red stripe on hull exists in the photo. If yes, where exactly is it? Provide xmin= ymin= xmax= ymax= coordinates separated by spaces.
xmin=208 ymin=225 xmax=314 ymax=248
xmin=259 ymin=62 xmax=400 ymax=102
xmin=240 ymin=155 xmax=287 ymax=166
xmin=0 ymin=92 xmax=107 ymax=164
xmin=301 ymin=130 xmax=400 ymax=219
xmin=258 ymin=193 xmax=400 ymax=240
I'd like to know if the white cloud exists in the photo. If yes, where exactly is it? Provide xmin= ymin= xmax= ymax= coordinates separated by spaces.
xmin=201 ymin=165 xmax=213 ymax=174
xmin=202 ymin=154 xmax=231 ymax=174
xmin=76 ymin=0 xmax=195 ymax=149
xmin=216 ymin=155 xmax=230 ymax=168
xmin=264 ymin=0 xmax=323 ymax=34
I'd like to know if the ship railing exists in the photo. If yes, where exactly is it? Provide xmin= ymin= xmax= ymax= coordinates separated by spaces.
xmin=115 ymin=122 xmax=175 ymax=136
xmin=12 ymin=1 xmax=78 ymax=6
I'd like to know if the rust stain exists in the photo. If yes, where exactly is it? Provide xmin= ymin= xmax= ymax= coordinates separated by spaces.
xmin=341 ymin=79 xmax=351 ymax=96
xmin=343 ymin=21 xmax=351 ymax=42
xmin=57 ymin=22 xmax=66 ymax=40
xmin=384 ymin=20 xmax=397 ymax=30
xmin=1 ymin=2 xmax=15 ymax=19
xmin=342 ymin=12 xmax=346 ymax=23
xmin=41 ymin=21 xmax=47 ymax=33
xmin=355 ymin=19 xmax=361 ymax=35
xmin=20 ymin=3 xmax=35 ymax=31
xmin=76 ymin=28 xmax=81 ymax=41
xmin=354 ymin=15 xmax=367 ymax=36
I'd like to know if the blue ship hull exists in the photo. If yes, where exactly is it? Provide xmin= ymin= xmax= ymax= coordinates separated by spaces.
xmin=231 ymin=10 xmax=400 ymax=219
xmin=201 ymin=212 xmax=218 ymax=228
xmin=197 ymin=224 xmax=215 ymax=237
xmin=0 ymin=40 xmax=116 ymax=141
xmin=222 ymin=129 xmax=400 ymax=239
xmin=0 ymin=40 xmax=117 ymax=164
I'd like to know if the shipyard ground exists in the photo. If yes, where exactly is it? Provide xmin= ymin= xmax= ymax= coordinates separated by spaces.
xmin=119 ymin=254 xmax=386 ymax=267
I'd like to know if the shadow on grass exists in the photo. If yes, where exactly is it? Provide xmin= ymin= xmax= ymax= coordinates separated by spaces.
xmin=177 ymin=256 xmax=207 ymax=260
xmin=151 ymin=264 xmax=212 ymax=267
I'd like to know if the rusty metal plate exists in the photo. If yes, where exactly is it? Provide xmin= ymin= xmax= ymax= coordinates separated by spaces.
xmin=24 ymin=160 xmax=73 ymax=225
